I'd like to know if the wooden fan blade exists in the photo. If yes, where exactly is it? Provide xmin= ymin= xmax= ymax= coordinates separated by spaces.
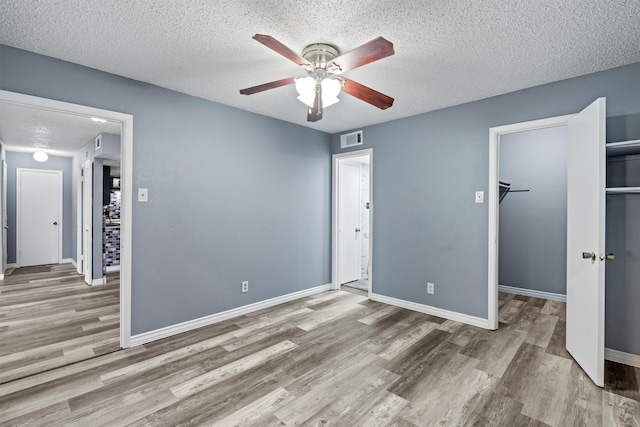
xmin=239 ymin=77 xmax=296 ymax=95
xmin=253 ymin=34 xmax=314 ymax=68
xmin=327 ymin=37 xmax=394 ymax=74
xmin=341 ymin=78 xmax=394 ymax=110
xmin=307 ymin=88 xmax=323 ymax=122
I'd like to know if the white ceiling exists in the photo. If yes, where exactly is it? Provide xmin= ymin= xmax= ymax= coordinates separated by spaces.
xmin=0 ymin=102 xmax=121 ymax=156
xmin=1 ymin=1 xmax=640 ymax=134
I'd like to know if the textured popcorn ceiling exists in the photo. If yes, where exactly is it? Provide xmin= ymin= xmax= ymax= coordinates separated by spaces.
xmin=1 ymin=1 xmax=640 ymax=135
xmin=0 ymin=102 xmax=121 ymax=156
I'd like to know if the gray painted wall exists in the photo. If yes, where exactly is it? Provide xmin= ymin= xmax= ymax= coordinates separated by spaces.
xmin=499 ymin=126 xmax=567 ymax=295
xmin=94 ymin=132 xmax=120 ymax=160
xmin=5 ymin=152 xmax=73 ymax=263
xmin=331 ymin=62 xmax=640 ymax=355
xmin=0 ymin=45 xmax=331 ymax=335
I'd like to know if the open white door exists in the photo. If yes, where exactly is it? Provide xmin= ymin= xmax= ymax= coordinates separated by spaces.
xmin=566 ymin=97 xmax=607 ymax=387
xmin=76 ymin=166 xmax=83 ymax=275
xmin=1 ymin=160 xmax=6 ymax=272
xmin=338 ymin=162 xmax=361 ymax=285
xmin=83 ymin=159 xmax=93 ymax=285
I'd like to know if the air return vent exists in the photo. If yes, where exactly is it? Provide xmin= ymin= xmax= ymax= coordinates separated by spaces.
xmin=340 ymin=130 xmax=363 ymax=149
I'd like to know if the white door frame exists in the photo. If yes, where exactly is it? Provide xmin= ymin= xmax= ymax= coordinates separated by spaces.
xmin=82 ymin=159 xmax=93 ymax=285
xmin=487 ymin=114 xmax=574 ymax=329
xmin=16 ymin=168 xmax=63 ymax=267
xmin=332 ymin=148 xmax=373 ymax=297
xmin=76 ymin=163 xmax=83 ymax=275
xmin=0 ymin=89 xmax=134 ymax=348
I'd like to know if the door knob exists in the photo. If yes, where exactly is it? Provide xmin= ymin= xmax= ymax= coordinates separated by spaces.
xmin=355 ymin=228 xmax=361 ymax=232
xmin=599 ymin=253 xmax=615 ymax=261
xmin=582 ymin=252 xmax=596 ymax=261
xmin=53 ymin=221 xmax=58 ymax=225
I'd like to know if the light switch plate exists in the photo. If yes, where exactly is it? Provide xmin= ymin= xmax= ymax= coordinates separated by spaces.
xmin=138 ymin=188 xmax=149 ymax=202
xmin=475 ymin=191 xmax=484 ymax=203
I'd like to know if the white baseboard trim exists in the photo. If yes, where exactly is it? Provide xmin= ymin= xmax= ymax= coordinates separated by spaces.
xmin=130 ymin=283 xmax=333 ymax=347
xmin=370 ymin=293 xmax=491 ymax=330
xmin=90 ymin=277 xmax=106 ymax=286
xmin=105 ymin=265 xmax=121 ymax=272
xmin=605 ymin=348 xmax=640 ymax=368
xmin=62 ymin=258 xmax=77 ymax=268
xmin=498 ymin=285 xmax=566 ymax=302
xmin=0 ymin=273 xmax=3 ymax=280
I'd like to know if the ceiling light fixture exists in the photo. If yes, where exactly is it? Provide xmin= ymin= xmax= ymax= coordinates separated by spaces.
xmin=294 ymin=43 xmax=343 ymax=120
xmin=33 ymin=150 xmax=48 ymax=162
xmin=91 ymin=117 xmax=107 ymax=123
xmin=295 ymin=77 xmax=341 ymax=109
xmin=240 ymin=35 xmax=395 ymax=123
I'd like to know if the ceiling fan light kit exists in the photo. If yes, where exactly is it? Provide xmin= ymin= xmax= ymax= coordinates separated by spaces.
xmin=295 ymin=76 xmax=341 ymax=108
xmin=320 ymin=78 xmax=341 ymax=107
xmin=295 ymin=76 xmax=316 ymax=107
xmin=240 ymin=34 xmax=395 ymax=122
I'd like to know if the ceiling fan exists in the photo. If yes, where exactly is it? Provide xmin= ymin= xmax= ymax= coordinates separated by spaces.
xmin=240 ymin=34 xmax=395 ymax=122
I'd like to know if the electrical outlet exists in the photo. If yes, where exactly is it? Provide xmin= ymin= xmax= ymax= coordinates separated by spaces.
xmin=427 ymin=282 xmax=435 ymax=294
xmin=475 ymin=191 xmax=484 ymax=203
xmin=241 ymin=281 xmax=249 ymax=293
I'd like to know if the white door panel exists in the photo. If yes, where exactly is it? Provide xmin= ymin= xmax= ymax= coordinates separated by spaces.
xmin=83 ymin=160 xmax=93 ymax=285
xmin=18 ymin=169 xmax=61 ymax=267
xmin=2 ymin=161 xmax=6 ymax=271
xmin=566 ymin=97 xmax=606 ymax=387
xmin=338 ymin=163 xmax=361 ymax=284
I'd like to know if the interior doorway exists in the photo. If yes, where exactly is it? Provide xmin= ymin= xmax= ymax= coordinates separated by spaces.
xmin=332 ymin=149 xmax=372 ymax=295
xmin=0 ymin=89 xmax=133 ymax=352
xmin=488 ymin=99 xmax=608 ymax=386
xmin=488 ymin=114 xmax=573 ymax=329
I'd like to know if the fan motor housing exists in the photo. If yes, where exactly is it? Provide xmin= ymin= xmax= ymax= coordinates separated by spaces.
xmin=302 ymin=43 xmax=340 ymax=68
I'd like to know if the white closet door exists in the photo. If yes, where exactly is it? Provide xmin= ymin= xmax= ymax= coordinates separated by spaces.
xmin=566 ymin=97 xmax=606 ymax=387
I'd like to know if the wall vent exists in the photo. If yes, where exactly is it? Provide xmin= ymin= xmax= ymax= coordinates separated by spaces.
xmin=340 ymin=130 xmax=363 ymax=149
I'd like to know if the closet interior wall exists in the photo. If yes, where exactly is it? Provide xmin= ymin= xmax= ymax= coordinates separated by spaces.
xmin=604 ymin=136 xmax=640 ymax=356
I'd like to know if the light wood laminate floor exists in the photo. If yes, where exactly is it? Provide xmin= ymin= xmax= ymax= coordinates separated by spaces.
xmin=0 ymin=264 xmax=120 ymax=385
xmin=1 ymin=289 xmax=638 ymax=426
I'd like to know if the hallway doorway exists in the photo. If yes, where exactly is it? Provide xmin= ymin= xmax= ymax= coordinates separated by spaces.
xmin=332 ymin=149 xmax=373 ymax=295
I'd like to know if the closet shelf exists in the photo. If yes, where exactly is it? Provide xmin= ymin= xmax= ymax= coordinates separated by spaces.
xmin=606 ymin=187 xmax=640 ymax=194
xmin=606 ymin=139 xmax=640 ymax=157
